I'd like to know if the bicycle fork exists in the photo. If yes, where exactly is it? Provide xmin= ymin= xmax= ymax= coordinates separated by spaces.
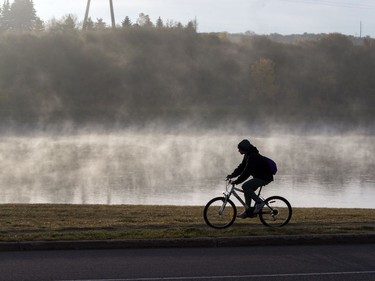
xmin=219 ymin=195 xmax=228 ymax=215
xmin=219 ymin=189 xmax=245 ymax=215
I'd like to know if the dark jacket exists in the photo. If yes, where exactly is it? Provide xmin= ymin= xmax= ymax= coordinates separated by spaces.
xmin=229 ymin=141 xmax=273 ymax=184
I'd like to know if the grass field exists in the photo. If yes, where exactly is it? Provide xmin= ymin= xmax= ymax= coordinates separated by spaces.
xmin=0 ymin=204 xmax=374 ymax=242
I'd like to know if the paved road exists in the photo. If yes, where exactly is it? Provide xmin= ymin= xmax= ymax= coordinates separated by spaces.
xmin=0 ymin=243 xmax=374 ymax=281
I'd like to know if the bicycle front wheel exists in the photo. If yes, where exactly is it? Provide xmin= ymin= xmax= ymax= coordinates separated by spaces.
xmin=203 ymin=197 xmax=237 ymax=229
xmin=259 ymin=196 xmax=292 ymax=227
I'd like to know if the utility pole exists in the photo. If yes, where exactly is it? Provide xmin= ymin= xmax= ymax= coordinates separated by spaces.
xmin=83 ymin=0 xmax=91 ymax=30
xmin=109 ymin=0 xmax=116 ymax=29
xmin=83 ymin=0 xmax=116 ymax=30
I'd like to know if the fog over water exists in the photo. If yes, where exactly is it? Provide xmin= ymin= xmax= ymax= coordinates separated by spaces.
xmin=0 ymin=131 xmax=374 ymax=208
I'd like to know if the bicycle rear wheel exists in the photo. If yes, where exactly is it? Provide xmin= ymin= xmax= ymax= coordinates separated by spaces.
xmin=203 ymin=197 xmax=237 ymax=229
xmin=259 ymin=196 xmax=292 ymax=227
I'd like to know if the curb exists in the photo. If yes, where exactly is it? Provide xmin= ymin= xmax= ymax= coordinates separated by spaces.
xmin=1 ymin=233 xmax=375 ymax=251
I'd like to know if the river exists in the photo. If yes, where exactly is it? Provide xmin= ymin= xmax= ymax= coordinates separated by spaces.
xmin=0 ymin=132 xmax=374 ymax=208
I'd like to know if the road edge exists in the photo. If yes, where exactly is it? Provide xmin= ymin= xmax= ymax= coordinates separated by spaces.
xmin=1 ymin=233 xmax=375 ymax=251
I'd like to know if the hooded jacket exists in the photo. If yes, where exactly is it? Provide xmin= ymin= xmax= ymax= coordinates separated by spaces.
xmin=229 ymin=140 xmax=274 ymax=184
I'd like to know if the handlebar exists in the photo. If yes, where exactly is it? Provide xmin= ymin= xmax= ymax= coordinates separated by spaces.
xmin=225 ymin=178 xmax=236 ymax=185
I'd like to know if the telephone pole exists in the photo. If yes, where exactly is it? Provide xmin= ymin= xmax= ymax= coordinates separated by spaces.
xmin=109 ymin=0 xmax=116 ymax=29
xmin=83 ymin=0 xmax=116 ymax=30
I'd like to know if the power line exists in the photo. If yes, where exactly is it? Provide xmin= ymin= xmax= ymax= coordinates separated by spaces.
xmin=281 ymin=0 xmax=375 ymax=10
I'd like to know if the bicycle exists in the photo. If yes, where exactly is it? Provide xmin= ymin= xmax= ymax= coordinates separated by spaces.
xmin=203 ymin=180 xmax=292 ymax=229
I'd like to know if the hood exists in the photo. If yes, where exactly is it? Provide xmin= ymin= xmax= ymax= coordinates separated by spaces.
xmin=237 ymin=139 xmax=259 ymax=154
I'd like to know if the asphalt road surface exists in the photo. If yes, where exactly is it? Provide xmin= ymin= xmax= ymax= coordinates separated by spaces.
xmin=0 ymin=243 xmax=374 ymax=281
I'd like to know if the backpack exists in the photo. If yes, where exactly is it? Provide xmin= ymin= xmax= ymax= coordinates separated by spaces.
xmin=263 ymin=156 xmax=278 ymax=175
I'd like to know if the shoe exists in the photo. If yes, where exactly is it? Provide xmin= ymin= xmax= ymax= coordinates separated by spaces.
xmin=254 ymin=201 xmax=265 ymax=214
xmin=237 ymin=208 xmax=255 ymax=219
xmin=237 ymin=211 xmax=249 ymax=219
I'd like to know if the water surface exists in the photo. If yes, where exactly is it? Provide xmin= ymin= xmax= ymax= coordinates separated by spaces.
xmin=0 ymin=133 xmax=374 ymax=208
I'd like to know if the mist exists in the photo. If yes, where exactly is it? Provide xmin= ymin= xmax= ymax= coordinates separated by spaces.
xmin=0 ymin=131 xmax=374 ymax=208
xmin=1 ymin=27 xmax=375 ymax=208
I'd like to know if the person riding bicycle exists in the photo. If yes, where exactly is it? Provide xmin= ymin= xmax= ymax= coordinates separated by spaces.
xmin=226 ymin=139 xmax=273 ymax=218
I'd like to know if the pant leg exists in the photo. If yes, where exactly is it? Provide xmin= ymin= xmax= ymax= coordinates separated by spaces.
xmin=242 ymin=178 xmax=268 ymax=208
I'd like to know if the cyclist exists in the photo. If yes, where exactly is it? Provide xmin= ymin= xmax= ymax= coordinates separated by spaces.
xmin=226 ymin=139 xmax=273 ymax=218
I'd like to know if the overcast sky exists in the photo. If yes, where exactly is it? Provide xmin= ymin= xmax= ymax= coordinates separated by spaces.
xmin=33 ymin=0 xmax=375 ymax=37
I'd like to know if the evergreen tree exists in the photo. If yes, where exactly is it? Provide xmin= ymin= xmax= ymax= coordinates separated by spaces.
xmin=33 ymin=13 xmax=43 ymax=31
xmin=8 ymin=0 xmax=42 ymax=32
xmin=61 ymin=14 xmax=77 ymax=31
xmin=186 ymin=19 xmax=197 ymax=33
xmin=121 ymin=16 xmax=132 ymax=28
xmin=0 ymin=5 xmax=2 ymax=30
xmin=156 ymin=16 xmax=163 ymax=29
xmin=0 ymin=0 xmax=11 ymax=32
xmin=94 ymin=18 xmax=106 ymax=30
xmin=48 ymin=14 xmax=77 ymax=32
xmin=84 ymin=17 xmax=94 ymax=30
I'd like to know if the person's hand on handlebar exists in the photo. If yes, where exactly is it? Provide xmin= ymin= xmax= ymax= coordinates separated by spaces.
xmin=225 ymin=175 xmax=236 ymax=185
xmin=226 ymin=179 xmax=236 ymax=185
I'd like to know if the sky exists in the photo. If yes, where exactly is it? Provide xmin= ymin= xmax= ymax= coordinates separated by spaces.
xmin=32 ymin=0 xmax=375 ymax=37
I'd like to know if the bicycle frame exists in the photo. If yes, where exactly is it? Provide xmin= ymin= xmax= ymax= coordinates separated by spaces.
xmin=222 ymin=181 xmax=264 ymax=210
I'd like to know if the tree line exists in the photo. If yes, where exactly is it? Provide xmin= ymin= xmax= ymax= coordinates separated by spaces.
xmin=0 ymin=0 xmax=197 ymax=32
xmin=1 ymin=1 xmax=375 ymax=133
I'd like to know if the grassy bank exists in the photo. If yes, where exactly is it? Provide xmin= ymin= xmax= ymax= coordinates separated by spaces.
xmin=0 ymin=205 xmax=374 ymax=242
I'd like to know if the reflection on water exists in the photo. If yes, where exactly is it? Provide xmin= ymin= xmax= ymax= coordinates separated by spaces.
xmin=0 ymin=133 xmax=374 ymax=208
